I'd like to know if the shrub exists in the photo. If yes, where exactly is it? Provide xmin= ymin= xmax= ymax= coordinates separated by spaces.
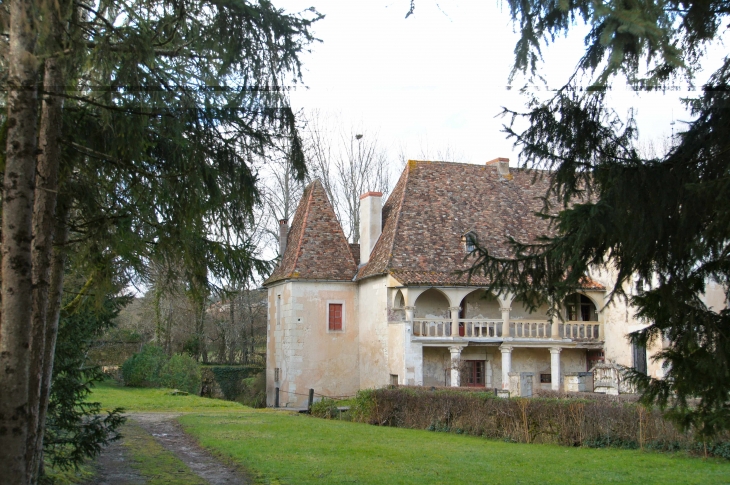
xmin=121 ymin=344 xmax=166 ymax=388
xmin=200 ymin=365 xmax=262 ymax=400
xmin=160 ymin=354 xmax=202 ymax=394
xmin=235 ymin=372 xmax=267 ymax=408
xmin=333 ymin=387 xmax=730 ymax=458
xmin=311 ymin=399 xmax=341 ymax=419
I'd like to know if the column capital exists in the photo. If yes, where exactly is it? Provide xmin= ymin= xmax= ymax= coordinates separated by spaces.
xmin=448 ymin=345 xmax=465 ymax=354
xmin=500 ymin=306 xmax=511 ymax=312
xmin=500 ymin=345 xmax=514 ymax=353
xmin=549 ymin=346 xmax=563 ymax=354
xmin=448 ymin=306 xmax=461 ymax=311
xmin=404 ymin=306 xmax=415 ymax=310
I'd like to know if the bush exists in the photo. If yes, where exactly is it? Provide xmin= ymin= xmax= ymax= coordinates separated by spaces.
xmin=200 ymin=365 xmax=262 ymax=400
xmin=331 ymin=387 xmax=730 ymax=458
xmin=121 ymin=344 xmax=166 ymax=388
xmin=236 ymin=372 xmax=267 ymax=408
xmin=160 ymin=354 xmax=201 ymax=394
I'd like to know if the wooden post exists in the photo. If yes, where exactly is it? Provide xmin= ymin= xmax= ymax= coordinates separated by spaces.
xmin=308 ymin=388 xmax=314 ymax=412
xmin=275 ymin=387 xmax=280 ymax=408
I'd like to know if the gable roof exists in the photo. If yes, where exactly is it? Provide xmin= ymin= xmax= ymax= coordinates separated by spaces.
xmin=264 ymin=180 xmax=358 ymax=285
xmin=357 ymin=160 xmax=556 ymax=285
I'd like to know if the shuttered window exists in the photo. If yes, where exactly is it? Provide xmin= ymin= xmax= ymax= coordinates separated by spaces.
xmin=328 ymin=303 xmax=343 ymax=331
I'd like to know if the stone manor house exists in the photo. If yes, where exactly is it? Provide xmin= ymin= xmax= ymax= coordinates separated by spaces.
xmin=263 ymin=159 xmax=672 ymax=407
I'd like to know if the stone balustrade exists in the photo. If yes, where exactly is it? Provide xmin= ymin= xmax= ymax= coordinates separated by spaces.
xmin=411 ymin=318 xmax=603 ymax=342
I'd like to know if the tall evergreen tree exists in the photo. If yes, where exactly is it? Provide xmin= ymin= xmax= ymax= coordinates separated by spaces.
xmin=0 ymin=0 xmax=320 ymax=482
xmin=463 ymin=0 xmax=730 ymax=437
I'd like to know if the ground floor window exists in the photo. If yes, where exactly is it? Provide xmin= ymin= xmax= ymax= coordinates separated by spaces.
xmin=632 ymin=343 xmax=647 ymax=375
xmin=463 ymin=360 xmax=485 ymax=387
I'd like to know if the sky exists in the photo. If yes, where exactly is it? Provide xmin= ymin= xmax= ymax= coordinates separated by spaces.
xmin=274 ymin=0 xmax=725 ymax=168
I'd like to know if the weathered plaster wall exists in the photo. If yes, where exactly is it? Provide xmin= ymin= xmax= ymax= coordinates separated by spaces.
xmin=414 ymin=288 xmax=450 ymax=318
xmin=461 ymin=290 xmax=500 ymax=318
xmin=388 ymin=323 xmax=406 ymax=384
xmin=266 ymin=281 xmax=359 ymax=407
xmin=703 ymin=279 xmax=727 ymax=312
xmin=423 ymin=347 xmax=449 ymax=386
xmin=358 ymin=276 xmax=391 ymax=389
xmin=510 ymin=298 xmax=551 ymax=319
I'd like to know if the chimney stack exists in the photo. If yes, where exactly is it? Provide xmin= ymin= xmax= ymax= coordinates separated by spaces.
xmin=279 ymin=219 xmax=289 ymax=257
xmin=359 ymin=191 xmax=382 ymax=265
xmin=487 ymin=157 xmax=511 ymax=179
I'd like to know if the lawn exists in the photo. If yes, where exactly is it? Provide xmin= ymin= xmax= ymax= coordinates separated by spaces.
xmin=90 ymin=381 xmax=730 ymax=485
xmin=92 ymin=379 xmax=245 ymax=412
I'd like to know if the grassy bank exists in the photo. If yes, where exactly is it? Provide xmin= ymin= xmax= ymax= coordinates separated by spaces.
xmin=180 ymin=412 xmax=730 ymax=485
xmin=92 ymin=379 xmax=244 ymax=412
xmin=88 ymin=382 xmax=730 ymax=484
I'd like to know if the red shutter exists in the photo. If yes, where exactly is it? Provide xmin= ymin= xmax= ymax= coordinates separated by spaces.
xmin=329 ymin=303 xmax=342 ymax=331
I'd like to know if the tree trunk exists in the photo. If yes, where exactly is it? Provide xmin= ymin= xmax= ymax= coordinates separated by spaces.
xmin=27 ymin=55 xmax=64 ymax=482
xmin=0 ymin=0 xmax=39 ymax=481
xmin=197 ymin=300 xmax=208 ymax=364
xmin=32 ymin=204 xmax=69 ymax=483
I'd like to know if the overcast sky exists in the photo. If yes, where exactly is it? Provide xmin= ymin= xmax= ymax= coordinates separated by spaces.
xmin=275 ymin=0 xmax=725 ymax=168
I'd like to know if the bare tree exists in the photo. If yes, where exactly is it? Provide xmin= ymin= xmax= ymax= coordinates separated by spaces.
xmin=303 ymin=110 xmax=394 ymax=243
xmin=259 ymin=143 xmax=306 ymax=256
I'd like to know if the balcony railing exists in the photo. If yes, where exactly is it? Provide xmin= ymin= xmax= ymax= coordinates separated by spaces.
xmin=411 ymin=318 xmax=602 ymax=341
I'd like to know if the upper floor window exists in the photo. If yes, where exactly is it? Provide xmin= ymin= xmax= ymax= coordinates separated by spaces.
xmin=565 ymin=293 xmax=598 ymax=321
xmin=462 ymin=231 xmax=477 ymax=253
xmin=328 ymin=302 xmax=344 ymax=332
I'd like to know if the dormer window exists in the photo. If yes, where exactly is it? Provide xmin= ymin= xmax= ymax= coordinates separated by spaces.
xmin=462 ymin=232 xmax=477 ymax=253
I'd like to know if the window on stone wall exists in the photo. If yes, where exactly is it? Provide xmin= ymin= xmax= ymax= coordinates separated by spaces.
xmin=463 ymin=360 xmax=485 ymax=387
xmin=540 ymin=373 xmax=552 ymax=383
xmin=632 ymin=343 xmax=647 ymax=375
xmin=276 ymin=295 xmax=281 ymax=327
xmin=328 ymin=303 xmax=343 ymax=331
xmin=390 ymin=374 xmax=399 ymax=386
xmin=274 ymin=368 xmax=280 ymax=381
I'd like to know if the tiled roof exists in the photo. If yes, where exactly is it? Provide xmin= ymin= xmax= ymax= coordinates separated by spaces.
xmin=357 ymin=160 xmax=555 ymax=284
xmin=264 ymin=180 xmax=358 ymax=285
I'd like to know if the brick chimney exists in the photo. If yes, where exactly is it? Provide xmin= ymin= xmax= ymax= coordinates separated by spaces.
xmin=279 ymin=219 xmax=289 ymax=257
xmin=359 ymin=191 xmax=382 ymax=265
xmin=487 ymin=157 xmax=512 ymax=179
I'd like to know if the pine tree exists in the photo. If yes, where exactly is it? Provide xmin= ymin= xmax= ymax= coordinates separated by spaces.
xmin=0 ymin=0 xmax=320 ymax=482
xmin=465 ymin=0 xmax=730 ymax=437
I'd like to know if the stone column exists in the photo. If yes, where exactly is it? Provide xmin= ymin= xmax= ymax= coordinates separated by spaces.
xmin=405 ymin=305 xmax=415 ymax=335
xmin=550 ymin=298 xmax=561 ymax=339
xmin=449 ymin=346 xmax=463 ymax=387
xmin=498 ymin=292 xmax=514 ymax=338
xmin=449 ymin=306 xmax=461 ymax=337
xmin=500 ymin=345 xmax=513 ymax=390
xmin=550 ymin=346 xmax=562 ymax=391
xmin=404 ymin=306 xmax=415 ymax=322
xmin=500 ymin=305 xmax=511 ymax=338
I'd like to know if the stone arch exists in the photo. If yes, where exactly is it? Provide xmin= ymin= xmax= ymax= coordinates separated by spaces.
xmin=414 ymin=288 xmax=451 ymax=319
xmin=563 ymin=292 xmax=599 ymax=321
xmin=392 ymin=289 xmax=405 ymax=309
xmin=459 ymin=289 xmax=501 ymax=319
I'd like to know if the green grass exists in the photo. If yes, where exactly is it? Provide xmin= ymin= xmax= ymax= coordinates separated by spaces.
xmin=180 ymin=412 xmax=730 ymax=485
xmin=89 ymin=382 xmax=730 ymax=484
xmin=92 ymin=379 xmax=245 ymax=412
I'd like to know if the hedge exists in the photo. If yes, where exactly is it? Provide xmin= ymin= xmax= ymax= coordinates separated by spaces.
xmin=200 ymin=365 xmax=263 ymax=400
xmin=315 ymin=387 xmax=730 ymax=458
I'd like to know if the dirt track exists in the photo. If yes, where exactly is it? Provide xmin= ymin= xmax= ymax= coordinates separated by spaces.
xmin=83 ymin=413 xmax=248 ymax=485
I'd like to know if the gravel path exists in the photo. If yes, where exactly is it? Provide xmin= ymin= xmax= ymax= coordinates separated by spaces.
xmin=84 ymin=413 xmax=248 ymax=485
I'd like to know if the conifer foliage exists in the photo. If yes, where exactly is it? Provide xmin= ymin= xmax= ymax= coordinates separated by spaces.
xmin=0 ymin=0 xmax=320 ymax=483
xmin=464 ymin=0 xmax=730 ymax=437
